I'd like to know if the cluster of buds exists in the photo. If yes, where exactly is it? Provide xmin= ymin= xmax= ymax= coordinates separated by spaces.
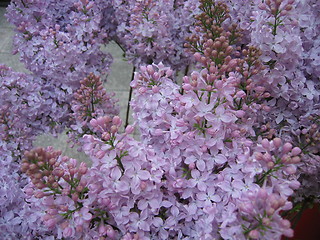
xmin=131 ymin=63 xmax=173 ymax=92
xmin=258 ymin=0 xmax=295 ymax=36
xmin=185 ymin=1 xmax=268 ymax=110
xmin=21 ymin=147 xmax=94 ymax=238
xmin=90 ymin=115 xmax=127 ymax=142
xmin=233 ymin=46 xmax=270 ymax=110
xmin=256 ymin=122 xmax=277 ymax=140
xmin=69 ymin=73 xmax=118 ymax=147
xmin=74 ymin=0 xmax=95 ymax=13
xmin=254 ymin=138 xmax=302 ymax=186
xmin=185 ymin=1 xmax=239 ymax=67
xmin=187 ymin=0 xmax=231 ymax=45
xmin=90 ymin=115 xmax=120 ymax=138
xmin=72 ymin=73 xmax=116 ymax=122
xmin=296 ymin=115 xmax=320 ymax=155
xmin=239 ymin=188 xmax=294 ymax=239
xmin=21 ymin=147 xmax=88 ymax=200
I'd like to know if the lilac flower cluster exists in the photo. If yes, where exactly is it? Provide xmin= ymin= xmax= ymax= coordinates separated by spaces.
xmin=113 ymin=0 xmax=198 ymax=70
xmin=0 ymin=65 xmax=55 ymax=239
xmin=68 ymin=73 xmax=119 ymax=148
xmin=1 ymin=0 xmax=319 ymax=239
xmin=6 ymin=0 xmax=114 ymax=133
xmin=225 ymin=0 xmax=320 ymax=203
xmin=1 ymin=1 xmax=119 ymax=237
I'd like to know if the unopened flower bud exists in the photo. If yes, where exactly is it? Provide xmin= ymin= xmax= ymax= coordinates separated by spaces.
xmin=35 ymin=191 xmax=45 ymax=198
xmin=106 ymin=225 xmax=116 ymax=238
xmin=125 ymin=125 xmax=134 ymax=134
xmin=99 ymin=222 xmax=107 ymax=235
xmin=76 ymin=185 xmax=84 ymax=193
xmin=248 ymin=229 xmax=259 ymax=239
xmin=282 ymin=143 xmax=293 ymax=153
xmin=102 ymin=132 xmax=110 ymax=141
xmin=285 ymin=165 xmax=296 ymax=175
xmin=71 ymin=193 xmax=79 ymax=201
xmin=273 ymin=138 xmax=282 ymax=148
xmin=110 ymin=125 xmax=118 ymax=134
xmin=291 ymin=156 xmax=301 ymax=163
xmin=152 ymin=85 xmax=159 ymax=93
xmin=261 ymin=139 xmax=270 ymax=149
xmin=140 ymin=181 xmax=147 ymax=190
xmin=183 ymin=83 xmax=192 ymax=91
xmin=291 ymin=147 xmax=301 ymax=156
xmin=189 ymin=162 xmax=195 ymax=170
xmin=112 ymin=116 xmax=121 ymax=126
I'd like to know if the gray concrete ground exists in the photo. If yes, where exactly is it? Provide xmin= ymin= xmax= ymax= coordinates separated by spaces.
xmin=0 ymin=7 xmax=134 ymax=162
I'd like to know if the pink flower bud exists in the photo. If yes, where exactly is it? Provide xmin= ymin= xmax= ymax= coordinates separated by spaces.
xmin=273 ymin=137 xmax=282 ymax=148
xmin=214 ymin=80 xmax=223 ymax=89
xmin=102 ymin=132 xmax=111 ymax=141
xmin=267 ymin=161 xmax=275 ymax=169
xmin=283 ymin=228 xmax=294 ymax=238
xmin=63 ymin=227 xmax=74 ymax=238
xmin=35 ymin=191 xmax=45 ymax=198
xmin=194 ymin=52 xmax=201 ymax=61
xmin=99 ymin=222 xmax=107 ymax=235
xmin=106 ymin=225 xmax=116 ymax=238
xmin=282 ymin=143 xmax=293 ymax=154
xmin=266 ymin=207 xmax=275 ymax=215
xmin=261 ymin=139 xmax=270 ymax=149
xmin=289 ymin=180 xmax=300 ymax=190
xmin=125 ymin=125 xmax=134 ymax=134
xmin=166 ymin=69 xmax=173 ymax=77
xmin=258 ymin=188 xmax=268 ymax=199
xmin=90 ymin=118 xmax=98 ymax=127
xmin=262 ymin=217 xmax=271 ymax=226
xmin=189 ymin=162 xmax=195 ymax=170
xmin=255 ymin=152 xmax=264 ymax=161
xmin=110 ymin=125 xmax=118 ymax=134
xmin=71 ymin=193 xmax=79 ymax=201
xmin=183 ymin=83 xmax=192 ymax=91
xmin=291 ymin=147 xmax=301 ymax=156
xmin=240 ymin=202 xmax=254 ymax=214
xmin=285 ymin=165 xmax=296 ymax=175
xmin=45 ymin=218 xmax=57 ymax=228
xmin=25 ymin=187 xmax=34 ymax=196
xmin=138 ymin=87 xmax=147 ymax=94
xmin=258 ymin=3 xmax=266 ymax=10
xmin=248 ymin=229 xmax=259 ymax=239
xmin=146 ymin=65 xmax=154 ymax=75
xmin=152 ymin=85 xmax=159 ymax=93
xmin=76 ymin=185 xmax=84 ymax=193
xmin=140 ymin=181 xmax=147 ymax=190
xmin=291 ymin=156 xmax=301 ymax=164
xmin=69 ymin=168 xmax=76 ymax=176
xmin=235 ymin=90 xmax=246 ymax=98
xmin=112 ymin=116 xmax=122 ymax=126
xmin=263 ymin=152 xmax=272 ymax=162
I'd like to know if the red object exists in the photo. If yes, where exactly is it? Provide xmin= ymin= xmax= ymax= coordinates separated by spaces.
xmin=290 ymin=204 xmax=320 ymax=240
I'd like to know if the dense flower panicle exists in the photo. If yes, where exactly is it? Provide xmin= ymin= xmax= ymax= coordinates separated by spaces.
xmin=6 ymin=0 xmax=114 ymax=134
xmin=0 ymin=65 xmax=55 ymax=239
xmin=68 ymin=73 xmax=119 ymax=147
xmin=114 ymin=0 xmax=197 ymax=70
xmin=2 ymin=1 xmax=118 ymax=237
xmin=1 ymin=0 xmax=319 ymax=239
xmin=231 ymin=0 xmax=320 ymax=203
xmin=21 ymin=147 xmax=94 ymax=239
